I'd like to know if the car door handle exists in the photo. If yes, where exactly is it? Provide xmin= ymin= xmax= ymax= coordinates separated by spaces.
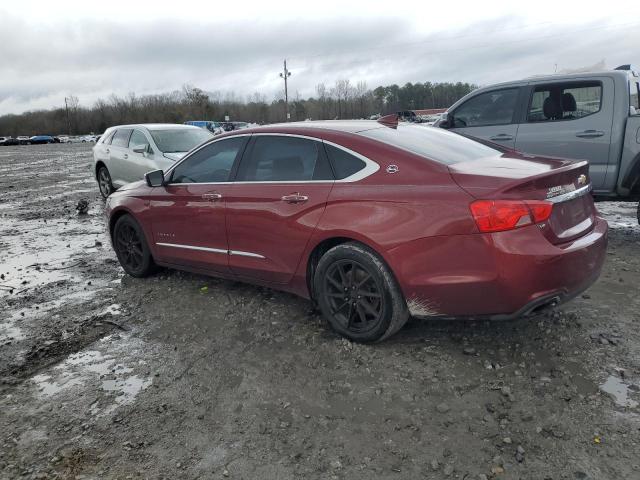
xmin=281 ymin=193 xmax=308 ymax=204
xmin=575 ymin=130 xmax=605 ymax=138
xmin=106 ymin=148 xmax=110 ymax=154
xmin=202 ymin=192 xmax=222 ymax=201
xmin=489 ymin=134 xmax=514 ymax=141
xmin=123 ymin=153 xmax=128 ymax=159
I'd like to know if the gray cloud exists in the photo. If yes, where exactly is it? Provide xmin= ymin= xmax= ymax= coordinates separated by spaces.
xmin=0 ymin=13 xmax=638 ymax=114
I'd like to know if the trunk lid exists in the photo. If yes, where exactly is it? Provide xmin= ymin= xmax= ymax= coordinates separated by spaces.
xmin=449 ymin=152 xmax=596 ymax=244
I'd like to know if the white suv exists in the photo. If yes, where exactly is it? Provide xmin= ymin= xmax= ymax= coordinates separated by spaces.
xmin=93 ymin=124 xmax=213 ymax=198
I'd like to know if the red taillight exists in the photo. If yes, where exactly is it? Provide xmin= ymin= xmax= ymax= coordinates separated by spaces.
xmin=469 ymin=200 xmax=553 ymax=233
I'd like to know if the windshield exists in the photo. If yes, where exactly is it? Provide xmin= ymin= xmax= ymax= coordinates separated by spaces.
xmin=359 ymin=124 xmax=503 ymax=165
xmin=150 ymin=128 xmax=213 ymax=153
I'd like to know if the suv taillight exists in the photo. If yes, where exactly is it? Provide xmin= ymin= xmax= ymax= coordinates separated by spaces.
xmin=469 ymin=200 xmax=553 ymax=233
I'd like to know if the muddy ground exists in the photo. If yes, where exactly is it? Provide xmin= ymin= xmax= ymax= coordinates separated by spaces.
xmin=1 ymin=143 xmax=639 ymax=480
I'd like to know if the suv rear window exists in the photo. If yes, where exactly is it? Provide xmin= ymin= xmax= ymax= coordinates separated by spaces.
xmin=359 ymin=125 xmax=501 ymax=165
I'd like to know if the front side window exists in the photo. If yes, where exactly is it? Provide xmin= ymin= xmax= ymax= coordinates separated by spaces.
xmin=236 ymin=136 xmax=333 ymax=182
xmin=111 ymin=129 xmax=132 ymax=148
xmin=170 ymin=137 xmax=246 ymax=184
xmin=452 ymin=88 xmax=519 ymax=127
xmin=129 ymin=130 xmax=149 ymax=150
xmin=528 ymin=82 xmax=602 ymax=122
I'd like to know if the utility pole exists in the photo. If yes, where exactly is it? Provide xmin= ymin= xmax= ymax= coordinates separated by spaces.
xmin=64 ymin=97 xmax=71 ymax=134
xmin=279 ymin=60 xmax=292 ymax=121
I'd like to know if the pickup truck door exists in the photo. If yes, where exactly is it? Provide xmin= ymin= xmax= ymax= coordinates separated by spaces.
xmin=447 ymin=87 xmax=522 ymax=148
xmin=514 ymin=78 xmax=614 ymax=190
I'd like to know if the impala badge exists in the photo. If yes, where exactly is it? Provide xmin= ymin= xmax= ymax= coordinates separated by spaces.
xmin=386 ymin=164 xmax=399 ymax=174
xmin=577 ymin=174 xmax=587 ymax=185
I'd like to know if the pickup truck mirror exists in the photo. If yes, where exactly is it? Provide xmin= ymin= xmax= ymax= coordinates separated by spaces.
xmin=145 ymin=169 xmax=164 ymax=187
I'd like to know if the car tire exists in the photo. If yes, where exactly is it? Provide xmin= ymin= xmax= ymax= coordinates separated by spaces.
xmin=97 ymin=165 xmax=114 ymax=199
xmin=113 ymin=215 xmax=157 ymax=278
xmin=314 ymin=242 xmax=409 ymax=343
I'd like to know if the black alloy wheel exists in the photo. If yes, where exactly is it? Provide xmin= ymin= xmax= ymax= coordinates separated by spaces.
xmin=314 ymin=242 xmax=409 ymax=343
xmin=324 ymin=259 xmax=383 ymax=334
xmin=112 ymin=215 xmax=157 ymax=277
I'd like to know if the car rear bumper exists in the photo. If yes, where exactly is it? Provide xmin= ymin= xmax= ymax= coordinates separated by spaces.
xmin=387 ymin=217 xmax=608 ymax=319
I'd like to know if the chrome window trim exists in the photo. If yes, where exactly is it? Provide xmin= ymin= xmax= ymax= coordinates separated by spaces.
xmin=547 ymin=184 xmax=592 ymax=204
xmin=156 ymin=242 xmax=265 ymax=259
xmin=321 ymin=139 xmax=380 ymax=182
xmin=163 ymin=132 xmax=380 ymax=186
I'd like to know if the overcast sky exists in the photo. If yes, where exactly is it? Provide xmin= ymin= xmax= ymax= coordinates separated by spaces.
xmin=1 ymin=0 xmax=639 ymax=115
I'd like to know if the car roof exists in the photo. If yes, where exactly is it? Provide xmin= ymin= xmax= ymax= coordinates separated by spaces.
xmin=242 ymin=120 xmax=386 ymax=135
xmin=108 ymin=123 xmax=201 ymax=131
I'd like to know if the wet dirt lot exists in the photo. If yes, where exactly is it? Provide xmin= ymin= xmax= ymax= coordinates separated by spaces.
xmin=1 ymin=144 xmax=639 ymax=480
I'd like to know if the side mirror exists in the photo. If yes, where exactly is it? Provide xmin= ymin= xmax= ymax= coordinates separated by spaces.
xmin=133 ymin=144 xmax=148 ymax=154
xmin=438 ymin=112 xmax=451 ymax=128
xmin=145 ymin=169 xmax=164 ymax=187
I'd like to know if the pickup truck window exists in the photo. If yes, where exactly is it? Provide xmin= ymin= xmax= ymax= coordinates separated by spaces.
xmin=527 ymin=82 xmax=602 ymax=122
xmin=451 ymin=88 xmax=519 ymax=128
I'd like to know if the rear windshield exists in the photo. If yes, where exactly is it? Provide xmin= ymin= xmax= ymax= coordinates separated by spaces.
xmin=359 ymin=125 xmax=501 ymax=165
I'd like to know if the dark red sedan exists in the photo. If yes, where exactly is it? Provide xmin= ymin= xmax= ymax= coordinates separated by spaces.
xmin=105 ymin=117 xmax=608 ymax=342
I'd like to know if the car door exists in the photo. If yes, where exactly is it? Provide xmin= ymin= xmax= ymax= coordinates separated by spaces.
xmin=225 ymin=134 xmax=334 ymax=284
xmin=122 ymin=128 xmax=153 ymax=181
xmin=108 ymin=128 xmax=132 ymax=186
xmin=514 ymin=78 xmax=614 ymax=189
xmin=448 ymin=87 xmax=522 ymax=148
xmin=148 ymin=136 xmax=249 ymax=274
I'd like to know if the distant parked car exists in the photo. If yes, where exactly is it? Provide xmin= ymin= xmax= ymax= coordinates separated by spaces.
xmin=16 ymin=136 xmax=31 ymax=145
xmin=81 ymin=135 xmax=97 ymax=143
xmin=93 ymin=123 xmax=214 ymax=198
xmin=57 ymin=135 xmax=70 ymax=143
xmin=29 ymin=135 xmax=55 ymax=144
xmin=0 ymin=136 xmax=19 ymax=146
xmin=184 ymin=121 xmax=225 ymax=135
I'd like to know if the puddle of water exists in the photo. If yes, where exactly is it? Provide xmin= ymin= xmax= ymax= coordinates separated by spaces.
xmin=0 ymin=213 xmax=113 ymax=297
xmin=595 ymin=201 xmax=640 ymax=232
xmin=600 ymin=375 xmax=639 ymax=408
xmin=30 ymin=334 xmax=153 ymax=416
xmin=100 ymin=303 xmax=122 ymax=316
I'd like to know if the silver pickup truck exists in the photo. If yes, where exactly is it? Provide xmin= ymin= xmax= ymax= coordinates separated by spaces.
xmin=437 ymin=67 xmax=640 ymax=222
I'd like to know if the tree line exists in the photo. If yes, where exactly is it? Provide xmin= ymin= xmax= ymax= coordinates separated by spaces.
xmin=0 ymin=80 xmax=477 ymax=136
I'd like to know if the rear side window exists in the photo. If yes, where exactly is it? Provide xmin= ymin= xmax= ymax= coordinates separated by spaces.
xmin=111 ymin=129 xmax=132 ymax=147
xmin=452 ymin=88 xmax=519 ymax=127
xmin=324 ymin=144 xmax=366 ymax=179
xmin=171 ymin=137 xmax=246 ymax=184
xmin=360 ymin=125 xmax=502 ymax=165
xmin=101 ymin=130 xmax=116 ymax=145
xmin=527 ymin=82 xmax=602 ymax=122
xmin=236 ymin=136 xmax=333 ymax=181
